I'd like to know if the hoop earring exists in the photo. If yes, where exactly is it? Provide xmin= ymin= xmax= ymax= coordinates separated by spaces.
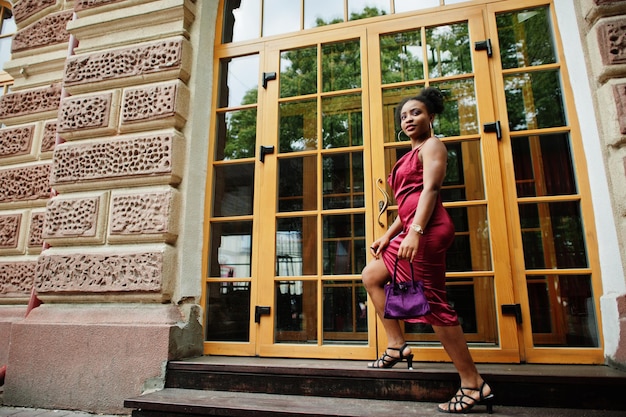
xmin=430 ymin=122 xmax=434 ymax=136
xmin=397 ymin=131 xmax=404 ymax=141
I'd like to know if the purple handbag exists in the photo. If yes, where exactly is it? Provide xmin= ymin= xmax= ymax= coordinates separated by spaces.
xmin=384 ymin=258 xmax=430 ymax=319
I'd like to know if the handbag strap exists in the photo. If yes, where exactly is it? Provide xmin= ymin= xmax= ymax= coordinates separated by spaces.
xmin=392 ymin=257 xmax=415 ymax=285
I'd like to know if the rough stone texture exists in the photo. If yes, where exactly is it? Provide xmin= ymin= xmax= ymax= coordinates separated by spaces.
xmin=43 ymin=194 xmax=103 ymax=241
xmin=13 ymin=0 xmax=57 ymax=25
xmin=0 ymin=306 xmax=27 ymax=366
xmin=0 ymin=84 xmax=62 ymax=122
xmin=109 ymin=189 xmax=177 ymax=242
xmin=614 ymin=83 xmax=626 ymax=134
xmin=50 ymin=133 xmax=181 ymax=188
xmin=28 ymin=211 xmax=45 ymax=250
xmin=0 ymin=125 xmax=35 ymax=158
xmin=40 ymin=121 xmax=57 ymax=153
xmin=75 ymin=0 xmax=126 ymax=13
xmin=0 ymin=214 xmax=21 ymax=249
xmin=57 ymin=92 xmax=115 ymax=138
xmin=121 ymin=81 xmax=189 ymax=130
xmin=598 ymin=18 xmax=626 ymax=65
xmin=0 ymin=261 xmax=37 ymax=296
xmin=64 ymin=38 xmax=187 ymax=88
xmin=3 ymin=304 xmax=184 ymax=414
xmin=12 ymin=10 xmax=72 ymax=52
xmin=0 ymin=164 xmax=51 ymax=204
xmin=35 ymin=251 xmax=166 ymax=293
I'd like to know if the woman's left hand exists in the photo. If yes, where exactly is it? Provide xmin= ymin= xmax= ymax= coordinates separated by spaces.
xmin=398 ymin=231 xmax=420 ymax=262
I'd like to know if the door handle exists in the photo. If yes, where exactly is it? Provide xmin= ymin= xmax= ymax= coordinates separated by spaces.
xmin=259 ymin=145 xmax=275 ymax=163
xmin=376 ymin=178 xmax=389 ymax=227
xmin=255 ymin=306 xmax=271 ymax=323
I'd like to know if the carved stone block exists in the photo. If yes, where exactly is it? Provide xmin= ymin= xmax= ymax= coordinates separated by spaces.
xmin=57 ymin=92 xmax=118 ymax=140
xmin=50 ymin=132 xmax=182 ymax=191
xmin=13 ymin=0 xmax=57 ymax=25
xmin=0 ymin=84 xmax=62 ymax=124
xmin=35 ymin=250 xmax=167 ymax=293
xmin=0 ymin=261 xmax=36 ymax=296
xmin=12 ymin=11 xmax=72 ymax=53
xmin=28 ymin=210 xmax=45 ymax=251
xmin=121 ymin=81 xmax=189 ymax=132
xmin=75 ymin=0 xmax=125 ymax=12
xmin=109 ymin=188 xmax=178 ymax=243
xmin=0 ymin=164 xmax=51 ymax=205
xmin=41 ymin=121 xmax=58 ymax=154
xmin=0 ymin=125 xmax=35 ymax=160
xmin=43 ymin=193 xmax=108 ymax=245
xmin=0 ymin=214 xmax=21 ymax=249
xmin=598 ymin=19 xmax=626 ymax=65
xmin=64 ymin=38 xmax=190 ymax=92
xmin=614 ymin=83 xmax=626 ymax=134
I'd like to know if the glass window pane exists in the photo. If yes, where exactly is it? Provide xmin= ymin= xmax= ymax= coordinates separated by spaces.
xmin=528 ymin=275 xmax=599 ymax=347
xmin=323 ymin=214 xmax=366 ymax=275
xmin=213 ymin=163 xmax=254 ymax=216
xmin=322 ymin=40 xmax=361 ymax=92
xmin=218 ymin=55 xmax=259 ymax=108
xmin=497 ymin=6 xmax=556 ymax=70
xmin=406 ymin=276 xmax=498 ymax=345
xmin=348 ymin=0 xmax=389 ymax=20
xmin=215 ymin=109 xmax=257 ymax=160
xmin=277 ymin=217 xmax=318 ymax=275
xmin=206 ymin=281 xmax=251 ymax=341
xmin=380 ymin=29 xmax=424 ymax=85
xmin=427 ymin=22 xmax=472 ymax=78
xmin=222 ymin=0 xmax=260 ymax=43
xmin=504 ymin=70 xmax=566 ymax=131
xmin=263 ymin=0 xmax=300 ymax=37
xmin=279 ymin=99 xmax=318 ymax=152
xmin=512 ymin=134 xmax=577 ymax=197
xmin=446 ymin=206 xmax=492 ymax=272
xmin=278 ymin=155 xmax=318 ymax=212
xmin=322 ymin=94 xmax=363 ymax=148
xmin=281 ymin=47 xmax=318 ymax=98
xmin=519 ymin=202 xmax=588 ymax=269
xmin=208 ymin=221 xmax=253 ymax=277
xmin=275 ymin=280 xmax=318 ymax=343
xmin=442 ymin=140 xmax=485 ymax=202
xmin=323 ymin=280 xmax=368 ymax=343
xmin=431 ymin=79 xmax=479 ymax=136
xmin=305 ymin=0 xmax=344 ymax=29
xmin=323 ymin=152 xmax=365 ymax=209
xmin=1 ymin=8 xmax=15 ymax=35
xmin=395 ymin=0 xmax=439 ymax=13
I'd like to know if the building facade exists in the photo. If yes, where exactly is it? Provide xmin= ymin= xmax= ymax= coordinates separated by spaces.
xmin=0 ymin=0 xmax=624 ymax=414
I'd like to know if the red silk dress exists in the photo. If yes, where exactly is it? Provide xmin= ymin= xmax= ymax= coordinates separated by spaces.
xmin=381 ymin=145 xmax=459 ymax=326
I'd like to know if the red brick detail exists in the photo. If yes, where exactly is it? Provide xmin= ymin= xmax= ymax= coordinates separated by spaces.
xmin=0 ymin=84 xmax=62 ymax=120
xmin=0 ymin=125 xmax=35 ymax=158
xmin=0 ymin=261 xmax=37 ymax=296
xmin=41 ymin=121 xmax=58 ymax=153
xmin=12 ymin=11 xmax=73 ymax=53
xmin=0 ymin=214 xmax=21 ymax=249
xmin=13 ymin=0 xmax=56 ymax=25
xmin=75 ymin=0 xmax=125 ymax=12
xmin=43 ymin=196 xmax=100 ymax=239
xmin=57 ymin=93 xmax=112 ymax=133
xmin=0 ymin=164 xmax=51 ymax=204
xmin=35 ymin=251 xmax=164 ymax=293
xmin=599 ymin=20 xmax=626 ymax=65
xmin=28 ymin=212 xmax=45 ymax=249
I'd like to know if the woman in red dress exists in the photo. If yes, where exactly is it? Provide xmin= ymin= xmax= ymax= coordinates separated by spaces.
xmin=362 ymin=87 xmax=494 ymax=414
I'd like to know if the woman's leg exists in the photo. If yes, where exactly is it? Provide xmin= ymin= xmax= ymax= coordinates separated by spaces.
xmin=362 ymin=259 xmax=409 ymax=353
xmin=433 ymin=325 xmax=491 ymax=411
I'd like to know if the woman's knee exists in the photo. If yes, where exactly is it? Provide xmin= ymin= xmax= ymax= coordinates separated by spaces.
xmin=361 ymin=261 xmax=388 ymax=289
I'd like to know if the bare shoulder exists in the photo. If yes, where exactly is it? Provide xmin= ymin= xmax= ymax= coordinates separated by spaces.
xmin=422 ymin=136 xmax=447 ymax=157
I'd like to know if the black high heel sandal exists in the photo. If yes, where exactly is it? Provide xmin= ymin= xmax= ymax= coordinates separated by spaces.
xmin=367 ymin=343 xmax=414 ymax=369
xmin=437 ymin=381 xmax=494 ymax=414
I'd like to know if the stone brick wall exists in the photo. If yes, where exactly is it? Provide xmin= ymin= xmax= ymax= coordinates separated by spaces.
xmin=576 ymin=0 xmax=626 ymax=367
xmin=0 ymin=0 xmax=195 ymax=302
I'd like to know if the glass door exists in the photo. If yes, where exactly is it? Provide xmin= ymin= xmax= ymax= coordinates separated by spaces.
xmin=256 ymin=28 xmax=377 ymax=359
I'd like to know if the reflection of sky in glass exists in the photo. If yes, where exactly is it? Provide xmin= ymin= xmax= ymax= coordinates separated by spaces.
xmin=230 ymin=0 xmax=260 ymax=42
xmin=226 ymin=55 xmax=259 ymax=107
xmin=305 ymin=0 xmax=343 ymax=29
xmin=349 ymin=0 xmax=389 ymax=17
xmin=263 ymin=0 xmax=300 ymax=37
xmin=395 ymin=0 xmax=439 ymax=13
xmin=0 ymin=38 xmax=11 ymax=71
xmin=1 ymin=15 xmax=16 ymax=35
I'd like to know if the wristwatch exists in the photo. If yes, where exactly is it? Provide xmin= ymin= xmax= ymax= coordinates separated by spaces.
xmin=410 ymin=224 xmax=424 ymax=235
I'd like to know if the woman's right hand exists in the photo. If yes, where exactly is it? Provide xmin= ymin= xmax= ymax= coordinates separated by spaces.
xmin=370 ymin=236 xmax=390 ymax=259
